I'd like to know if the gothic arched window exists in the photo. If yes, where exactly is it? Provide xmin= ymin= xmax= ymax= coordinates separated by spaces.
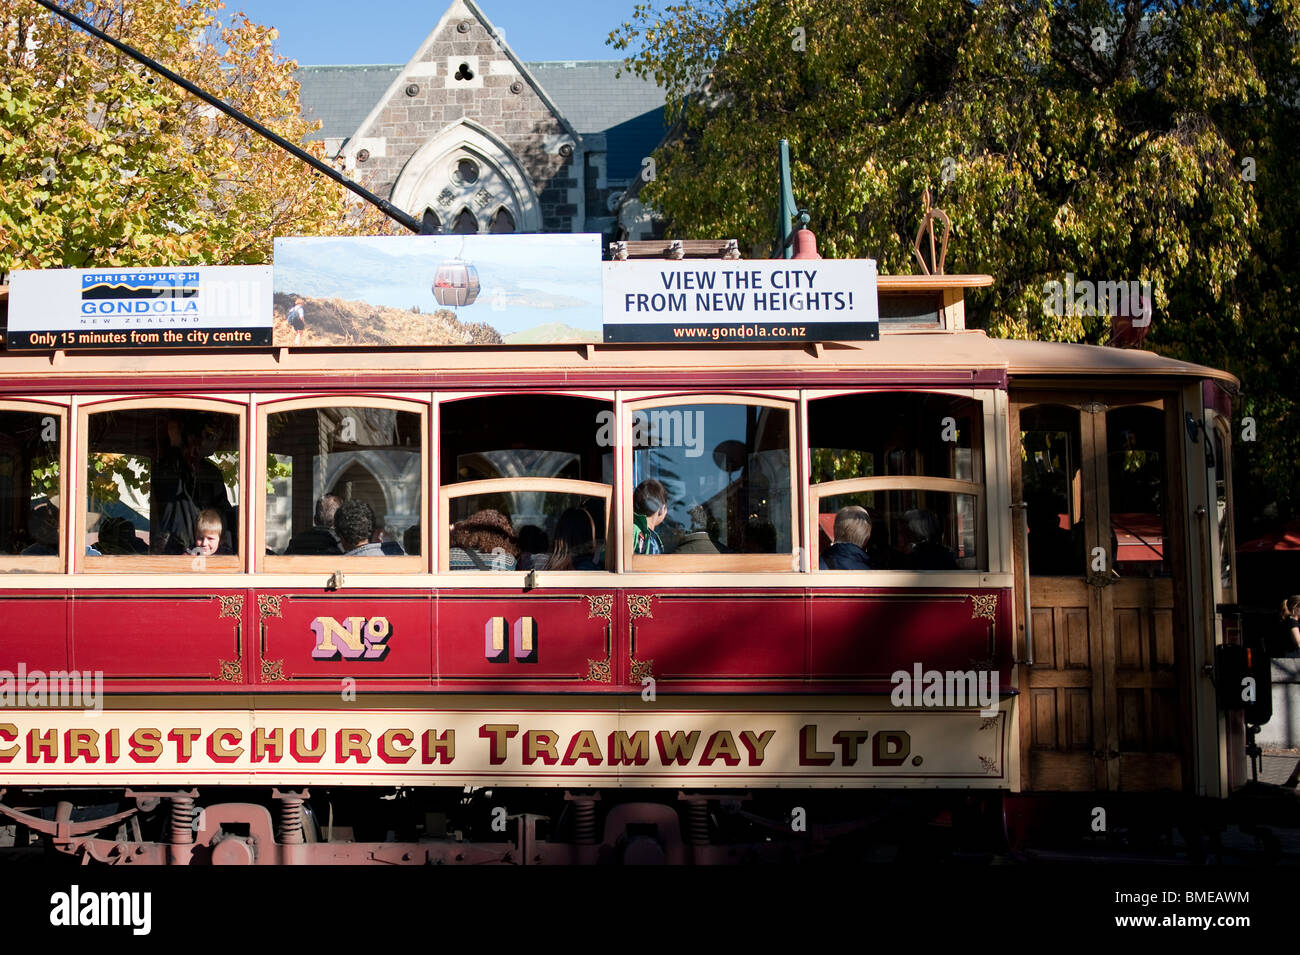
xmin=451 ymin=208 xmax=478 ymax=234
xmin=421 ymin=209 xmax=441 ymax=234
xmin=488 ymin=207 xmax=516 ymax=234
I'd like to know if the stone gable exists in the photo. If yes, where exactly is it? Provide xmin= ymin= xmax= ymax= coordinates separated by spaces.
xmin=341 ymin=0 xmax=582 ymax=233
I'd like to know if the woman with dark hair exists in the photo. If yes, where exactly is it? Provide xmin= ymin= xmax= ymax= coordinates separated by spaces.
xmin=545 ymin=508 xmax=601 ymax=571
xmin=449 ymin=509 xmax=518 ymax=571
xmin=632 ymin=478 xmax=668 ymax=555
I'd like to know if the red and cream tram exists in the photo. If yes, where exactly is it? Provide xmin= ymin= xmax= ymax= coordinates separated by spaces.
xmin=0 ymin=273 xmax=1243 ymax=863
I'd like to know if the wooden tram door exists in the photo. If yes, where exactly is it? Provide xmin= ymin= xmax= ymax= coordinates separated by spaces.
xmin=1012 ymin=394 xmax=1186 ymax=792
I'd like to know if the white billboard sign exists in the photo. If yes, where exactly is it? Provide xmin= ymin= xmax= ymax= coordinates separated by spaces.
xmin=6 ymin=265 xmax=273 ymax=349
xmin=602 ymin=259 xmax=879 ymax=343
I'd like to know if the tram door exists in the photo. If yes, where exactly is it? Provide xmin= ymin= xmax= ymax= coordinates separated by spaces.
xmin=1012 ymin=394 xmax=1185 ymax=792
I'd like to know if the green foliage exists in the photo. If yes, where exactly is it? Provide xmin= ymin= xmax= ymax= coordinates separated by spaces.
xmin=29 ymin=458 xmax=60 ymax=501
xmin=810 ymin=447 xmax=872 ymax=484
xmin=613 ymin=0 xmax=1300 ymax=517
xmin=266 ymin=453 xmax=292 ymax=495
xmin=88 ymin=453 xmax=149 ymax=506
xmin=0 ymin=0 xmax=391 ymax=274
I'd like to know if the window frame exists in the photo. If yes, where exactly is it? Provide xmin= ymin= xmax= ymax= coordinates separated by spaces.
xmin=1208 ymin=410 xmax=1236 ymax=605
xmin=256 ymin=395 xmax=430 ymax=574
xmin=805 ymin=387 xmax=1002 ymax=576
xmin=0 ymin=399 xmax=69 ymax=574
xmin=439 ymin=477 xmax=613 ymax=573
xmin=809 ymin=477 xmax=986 ymax=570
xmin=621 ymin=393 xmax=801 ymax=573
xmin=77 ymin=395 xmax=248 ymax=574
xmin=435 ymin=390 xmax=617 ymax=578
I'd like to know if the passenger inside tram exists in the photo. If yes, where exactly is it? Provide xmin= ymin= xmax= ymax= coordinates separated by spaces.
xmin=0 ymin=410 xmax=61 ymax=561
xmin=449 ymin=509 xmax=518 ymax=570
xmin=631 ymin=479 xmax=668 ymax=555
xmin=153 ymin=414 xmax=236 ymax=555
xmin=675 ymin=505 xmax=720 ymax=554
xmin=820 ymin=506 xmax=872 ymax=570
xmin=189 ymin=508 xmax=231 ymax=556
xmin=335 ymin=499 xmax=386 ymax=557
xmin=903 ymin=509 xmax=958 ymax=570
xmin=517 ymin=524 xmax=549 ymax=569
xmin=93 ymin=516 xmax=147 ymax=555
xmin=263 ymin=405 xmax=420 ymax=562
xmin=282 ymin=495 xmax=344 ymax=555
xmin=19 ymin=502 xmax=60 ymax=556
xmin=544 ymin=508 xmax=602 ymax=570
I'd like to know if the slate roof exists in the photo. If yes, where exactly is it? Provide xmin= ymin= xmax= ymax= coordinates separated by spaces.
xmin=296 ymin=65 xmax=402 ymax=142
xmin=294 ymin=60 xmax=668 ymax=179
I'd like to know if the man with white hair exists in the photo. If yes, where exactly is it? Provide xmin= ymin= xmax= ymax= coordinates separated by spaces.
xmin=820 ymin=505 xmax=872 ymax=570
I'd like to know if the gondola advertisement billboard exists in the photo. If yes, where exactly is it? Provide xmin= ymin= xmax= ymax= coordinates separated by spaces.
xmin=4 ymin=238 xmax=880 ymax=349
xmin=272 ymin=233 xmax=604 ymax=347
xmin=4 ymin=265 xmax=273 ymax=349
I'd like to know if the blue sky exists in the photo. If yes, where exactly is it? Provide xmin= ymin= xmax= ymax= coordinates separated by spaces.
xmin=225 ymin=1 xmax=649 ymax=66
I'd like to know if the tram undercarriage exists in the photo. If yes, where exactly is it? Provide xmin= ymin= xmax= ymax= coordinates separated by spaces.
xmin=5 ymin=784 xmax=1282 ymax=865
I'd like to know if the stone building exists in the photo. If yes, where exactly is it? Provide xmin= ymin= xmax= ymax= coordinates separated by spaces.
xmin=294 ymin=0 xmax=666 ymax=241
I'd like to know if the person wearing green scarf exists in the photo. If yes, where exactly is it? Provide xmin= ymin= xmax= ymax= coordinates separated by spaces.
xmin=632 ymin=478 xmax=668 ymax=554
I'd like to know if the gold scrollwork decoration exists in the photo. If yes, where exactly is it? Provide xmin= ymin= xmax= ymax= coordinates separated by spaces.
xmin=968 ymin=594 xmax=997 ymax=622
xmin=979 ymin=716 xmax=1000 ymax=731
xmin=587 ymin=594 xmax=613 ymax=620
xmin=586 ymin=659 xmax=613 ymax=683
xmin=216 ymin=660 xmax=243 ymax=683
xmin=258 ymin=594 xmax=283 ymax=618
xmin=629 ymin=658 xmax=655 ymax=684
xmin=261 ymin=659 xmax=286 ymax=682
xmin=218 ymin=594 xmax=243 ymax=618
xmin=627 ymin=594 xmax=655 ymax=620
xmin=978 ymin=755 xmax=999 ymax=775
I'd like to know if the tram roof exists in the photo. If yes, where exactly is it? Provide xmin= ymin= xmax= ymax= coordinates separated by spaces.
xmin=0 ymin=281 xmax=1238 ymax=388
xmin=0 ymin=330 xmax=1237 ymax=388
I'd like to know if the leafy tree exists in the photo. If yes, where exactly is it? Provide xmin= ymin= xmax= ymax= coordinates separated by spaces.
xmin=0 ymin=0 xmax=390 ymax=274
xmin=612 ymin=1 xmax=1300 ymax=517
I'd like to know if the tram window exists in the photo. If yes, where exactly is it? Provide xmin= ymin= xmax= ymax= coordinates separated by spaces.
xmin=0 ymin=410 xmax=62 ymax=568
xmin=629 ymin=402 xmax=794 ymax=567
xmin=446 ymin=493 xmax=607 ymax=571
xmin=440 ymin=395 xmax=612 ymax=486
xmin=809 ymin=392 xmax=986 ymax=571
xmin=84 ymin=408 xmax=240 ymax=563
xmin=1019 ymin=405 xmax=1086 ymax=577
xmin=263 ymin=406 xmax=422 ymax=563
xmin=438 ymin=395 xmax=613 ymax=572
xmin=810 ymin=393 xmax=982 ymax=481
xmin=1107 ymin=406 xmax=1169 ymax=577
xmin=816 ymin=491 xmax=978 ymax=570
